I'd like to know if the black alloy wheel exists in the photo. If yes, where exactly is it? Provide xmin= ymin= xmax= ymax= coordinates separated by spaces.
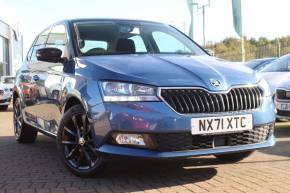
xmin=13 ymin=97 xmax=38 ymax=143
xmin=57 ymin=105 xmax=104 ymax=177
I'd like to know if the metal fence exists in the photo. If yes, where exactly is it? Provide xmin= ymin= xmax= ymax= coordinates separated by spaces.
xmin=214 ymin=41 xmax=290 ymax=62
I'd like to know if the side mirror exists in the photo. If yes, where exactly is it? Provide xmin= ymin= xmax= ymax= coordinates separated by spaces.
xmin=36 ymin=48 xmax=63 ymax=63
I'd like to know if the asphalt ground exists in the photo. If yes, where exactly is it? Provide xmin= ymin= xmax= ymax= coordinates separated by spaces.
xmin=1 ymin=106 xmax=290 ymax=193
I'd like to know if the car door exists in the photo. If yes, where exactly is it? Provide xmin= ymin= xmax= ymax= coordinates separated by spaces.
xmin=32 ymin=24 xmax=70 ymax=135
xmin=21 ymin=28 xmax=50 ymax=127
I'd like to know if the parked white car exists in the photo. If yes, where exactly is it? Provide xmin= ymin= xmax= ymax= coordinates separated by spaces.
xmin=275 ymin=80 xmax=290 ymax=120
xmin=0 ymin=82 xmax=12 ymax=111
xmin=0 ymin=76 xmax=15 ymax=91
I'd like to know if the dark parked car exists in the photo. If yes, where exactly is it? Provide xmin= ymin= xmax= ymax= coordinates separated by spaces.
xmin=13 ymin=19 xmax=275 ymax=177
xmin=245 ymin=57 xmax=276 ymax=71
xmin=275 ymin=84 xmax=290 ymax=120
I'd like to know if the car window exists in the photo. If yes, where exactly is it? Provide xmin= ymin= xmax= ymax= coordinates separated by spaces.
xmin=30 ymin=28 xmax=50 ymax=61
xmin=31 ymin=45 xmax=45 ymax=61
xmin=74 ymin=21 xmax=205 ymax=56
xmin=129 ymin=35 xmax=147 ymax=53
xmin=26 ymin=46 xmax=34 ymax=61
xmin=261 ymin=55 xmax=290 ymax=72
xmin=35 ymin=29 xmax=50 ymax=45
xmin=246 ymin=60 xmax=262 ymax=69
xmin=152 ymin=31 xmax=191 ymax=54
xmin=256 ymin=63 xmax=268 ymax=72
xmin=256 ymin=60 xmax=274 ymax=72
xmin=80 ymin=40 xmax=108 ymax=53
xmin=46 ymin=24 xmax=67 ymax=57
xmin=4 ymin=77 xmax=14 ymax=84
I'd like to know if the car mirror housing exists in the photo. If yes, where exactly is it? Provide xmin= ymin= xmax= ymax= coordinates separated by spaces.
xmin=36 ymin=48 xmax=64 ymax=63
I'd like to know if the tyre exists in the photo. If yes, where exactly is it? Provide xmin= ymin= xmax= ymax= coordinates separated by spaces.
xmin=57 ymin=104 xmax=104 ymax=177
xmin=0 ymin=105 xmax=8 ymax=111
xmin=215 ymin=151 xmax=253 ymax=163
xmin=13 ymin=98 xmax=38 ymax=143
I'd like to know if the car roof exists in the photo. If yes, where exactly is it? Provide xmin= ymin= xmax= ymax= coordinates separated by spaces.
xmin=69 ymin=18 xmax=164 ymax=24
xmin=54 ymin=18 xmax=167 ymax=27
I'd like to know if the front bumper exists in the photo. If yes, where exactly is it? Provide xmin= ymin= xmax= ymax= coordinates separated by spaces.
xmin=89 ymin=95 xmax=276 ymax=158
xmin=275 ymin=100 xmax=290 ymax=119
xmin=276 ymin=111 xmax=290 ymax=120
xmin=97 ymin=135 xmax=275 ymax=158
xmin=0 ymin=97 xmax=11 ymax=105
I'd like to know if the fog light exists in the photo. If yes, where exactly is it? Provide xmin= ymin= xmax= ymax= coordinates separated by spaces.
xmin=114 ymin=134 xmax=146 ymax=146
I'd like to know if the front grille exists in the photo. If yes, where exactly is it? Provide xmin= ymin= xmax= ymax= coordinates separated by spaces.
xmin=277 ymin=109 xmax=290 ymax=117
xmin=276 ymin=89 xmax=290 ymax=100
xmin=160 ymin=87 xmax=263 ymax=114
xmin=153 ymin=124 xmax=274 ymax=151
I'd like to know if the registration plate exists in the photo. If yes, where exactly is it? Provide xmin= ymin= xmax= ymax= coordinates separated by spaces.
xmin=277 ymin=102 xmax=290 ymax=111
xmin=191 ymin=114 xmax=253 ymax=135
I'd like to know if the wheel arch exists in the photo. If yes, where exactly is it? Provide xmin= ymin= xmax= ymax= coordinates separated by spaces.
xmin=63 ymin=94 xmax=88 ymax=114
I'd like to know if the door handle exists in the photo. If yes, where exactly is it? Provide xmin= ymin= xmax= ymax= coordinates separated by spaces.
xmin=33 ymin=75 xmax=40 ymax=81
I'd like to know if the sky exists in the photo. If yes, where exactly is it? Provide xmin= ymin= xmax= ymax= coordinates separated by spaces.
xmin=0 ymin=0 xmax=289 ymax=54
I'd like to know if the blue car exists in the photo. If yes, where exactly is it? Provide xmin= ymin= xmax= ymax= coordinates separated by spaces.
xmin=13 ymin=19 xmax=275 ymax=177
xmin=245 ymin=57 xmax=277 ymax=71
xmin=259 ymin=54 xmax=290 ymax=96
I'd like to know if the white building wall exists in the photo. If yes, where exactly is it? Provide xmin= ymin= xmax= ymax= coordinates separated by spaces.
xmin=0 ymin=19 xmax=23 ymax=76
xmin=0 ymin=20 xmax=9 ymax=39
xmin=0 ymin=1 xmax=23 ymax=77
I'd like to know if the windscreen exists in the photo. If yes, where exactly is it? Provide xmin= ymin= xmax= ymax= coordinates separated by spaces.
xmin=3 ymin=77 xmax=14 ymax=84
xmin=246 ymin=58 xmax=275 ymax=71
xmin=261 ymin=55 xmax=290 ymax=72
xmin=74 ymin=21 xmax=206 ymax=56
xmin=246 ymin=60 xmax=264 ymax=69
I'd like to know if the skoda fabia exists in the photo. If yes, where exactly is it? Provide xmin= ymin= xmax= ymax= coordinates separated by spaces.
xmin=13 ymin=19 xmax=275 ymax=177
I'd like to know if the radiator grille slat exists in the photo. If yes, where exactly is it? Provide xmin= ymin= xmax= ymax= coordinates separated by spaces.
xmin=236 ymin=88 xmax=243 ymax=110
xmin=250 ymin=88 xmax=256 ymax=108
xmin=229 ymin=91 xmax=235 ymax=111
xmin=161 ymin=87 xmax=263 ymax=114
xmin=254 ymin=87 xmax=260 ymax=107
xmin=223 ymin=94 xmax=230 ymax=112
xmin=183 ymin=90 xmax=195 ymax=112
xmin=245 ymin=88 xmax=252 ymax=109
xmin=212 ymin=94 xmax=220 ymax=112
xmin=218 ymin=94 xmax=225 ymax=112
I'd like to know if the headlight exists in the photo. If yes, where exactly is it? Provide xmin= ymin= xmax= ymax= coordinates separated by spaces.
xmin=100 ymin=81 xmax=159 ymax=102
xmin=258 ymin=78 xmax=271 ymax=97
